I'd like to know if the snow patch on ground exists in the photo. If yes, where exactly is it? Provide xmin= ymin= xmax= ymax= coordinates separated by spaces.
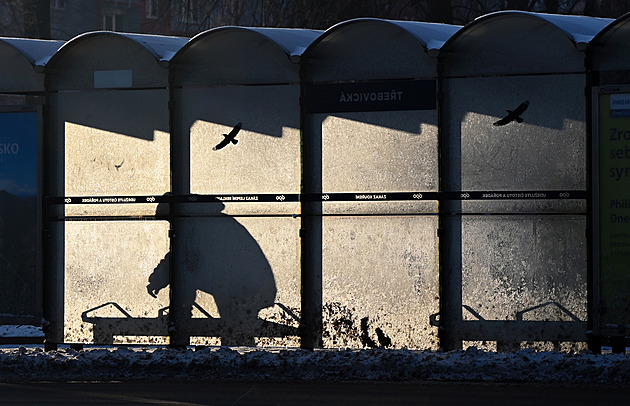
xmin=0 ymin=345 xmax=629 ymax=384
xmin=0 ymin=325 xmax=44 ymax=337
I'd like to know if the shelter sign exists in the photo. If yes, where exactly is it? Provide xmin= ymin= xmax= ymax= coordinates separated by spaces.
xmin=596 ymin=89 xmax=630 ymax=328
xmin=303 ymin=80 xmax=436 ymax=114
xmin=0 ymin=108 xmax=40 ymax=320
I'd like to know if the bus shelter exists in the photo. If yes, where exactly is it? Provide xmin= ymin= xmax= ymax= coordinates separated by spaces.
xmin=43 ymin=32 xmax=187 ymax=346
xmin=301 ymin=18 xmax=460 ymax=349
xmin=439 ymin=11 xmax=611 ymax=351
xmin=169 ymin=27 xmax=321 ymax=347
xmin=0 ymin=38 xmax=62 ymax=335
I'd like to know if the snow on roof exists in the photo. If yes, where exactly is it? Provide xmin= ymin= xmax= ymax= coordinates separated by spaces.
xmin=0 ymin=37 xmax=64 ymax=66
xmin=305 ymin=18 xmax=461 ymax=57
xmin=444 ymin=11 xmax=613 ymax=51
xmin=40 ymin=31 xmax=188 ymax=68
xmin=175 ymin=26 xmax=322 ymax=61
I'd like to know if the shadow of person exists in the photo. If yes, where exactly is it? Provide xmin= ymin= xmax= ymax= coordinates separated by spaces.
xmin=147 ymin=197 xmax=277 ymax=346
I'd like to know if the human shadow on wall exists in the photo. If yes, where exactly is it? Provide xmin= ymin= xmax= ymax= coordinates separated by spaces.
xmin=147 ymin=199 xmax=278 ymax=346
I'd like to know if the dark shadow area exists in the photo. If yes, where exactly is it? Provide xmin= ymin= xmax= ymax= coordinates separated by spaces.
xmin=0 ymin=107 xmax=41 ymax=326
xmin=443 ymin=74 xmax=586 ymax=131
xmin=167 ymin=198 xmax=281 ymax=346
xmin=81 ymin=302 xmax=168 ymax=345
xmin=0 ymin=191 xmax=37 ymax=318
xmin=302 ymin=79 xmax=437 ymax=133
xmin=173 ymin=85 xmax=299 ymax=141
xmin=58 ymin=89 xmax=168 ymax=142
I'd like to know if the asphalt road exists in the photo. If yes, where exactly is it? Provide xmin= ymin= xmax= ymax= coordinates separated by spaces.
xmin=0 ymin=381 xmax=629 ymax=405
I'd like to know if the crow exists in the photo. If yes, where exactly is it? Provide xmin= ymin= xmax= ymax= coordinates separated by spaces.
xmin=360 ymin=317 xmax=377 ymax=348
xmin=493 ymin=101 xmax=529 ymax=126
xmin=375 ymin=327 xmax=392 ymax=348
xmin=213 ymin=122 xmax=242 ymax=151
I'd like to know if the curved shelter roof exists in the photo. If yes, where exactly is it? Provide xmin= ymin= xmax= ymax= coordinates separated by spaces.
xmin=301 ymin=18 xmax=461 ymax=82
xmin=589 ymin=13 xmax=630 ymax=72
xmin=0 ymin=38 xmax=63 ymax=92
xmin=171 ymin=26 xmax=322 ymax=86
xmin=43 ymin=31 xmax=188 ymax=91
xmin=440 ymin=11 xmax=612 ymax=77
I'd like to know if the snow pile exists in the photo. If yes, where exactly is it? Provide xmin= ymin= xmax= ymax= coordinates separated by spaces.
xmin=1 ymin=345 xmax=629 ymax=384
xmin=0 ymin=325 xmax=44 ymax=338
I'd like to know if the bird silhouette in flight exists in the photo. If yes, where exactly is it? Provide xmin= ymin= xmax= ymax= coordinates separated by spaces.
xmin=213 ymin=122 xmax=242 ymax=151
xmin=493 ymin=101 xmax=529 ymax=126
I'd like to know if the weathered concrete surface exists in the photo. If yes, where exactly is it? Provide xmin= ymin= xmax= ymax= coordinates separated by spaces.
xmin=442 ymin=215 xmax=588 ymax=350
xmin=442 ymin=75 xmax=587 ymax=195
xmin=440 ymin=72 xmax=589 ymax=348
xmin=62 ymin=221 xmax=170 ymax=344
xmin=49 ymin=89 xmax=171 ymax=218
xmin=171 ymin=216 xmax=301 ymax=347
xmin=319 ymin=113 xmax=438 ymax=194
xmin=178 ymin=86 xmax=301 ymax=197
xmin=460 ymin=216 xmax=587 ymax=323
xmin=321 ymin=215 xmax=439 ymax=349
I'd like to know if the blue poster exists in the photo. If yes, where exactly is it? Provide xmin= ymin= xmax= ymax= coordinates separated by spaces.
xmin=0 ymin=111 xmax=38 ymax=196
xmin=0 ymin=110 xmax=38 ymax=318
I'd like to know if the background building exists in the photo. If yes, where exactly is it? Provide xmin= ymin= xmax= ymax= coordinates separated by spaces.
xmin=0 ymin=1 xmax=629 ymax=40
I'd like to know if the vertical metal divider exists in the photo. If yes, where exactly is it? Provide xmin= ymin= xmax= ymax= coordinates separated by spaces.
xmin=299 ymin=71 xmax=323 ymax=350
xmin=436 ymin=61 xmax=463 ymax=351
xmin=35 ymin=103 xmax=44 ymax=331
xmin=585 ymin=52 xmax=600 ymax=352
xmin=42 ymin=73 xmax=60 ymax=350
xmin=167 ymin=69 xmax=186 ymax=348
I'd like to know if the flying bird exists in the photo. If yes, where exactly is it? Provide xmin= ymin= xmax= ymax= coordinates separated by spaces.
xmin=213 ymin=122 xmax=242 ymax=151
xmin=493 ymin=101 xmax=529 ymax=126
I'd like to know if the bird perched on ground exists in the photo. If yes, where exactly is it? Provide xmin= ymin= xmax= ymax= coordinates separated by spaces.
xmin=375 ymin=327 xmax=392 ymax=348
xmin=493 ymin=101 xmax=529 ymax=126
xmin=213 ymin=122 xmax=242 ymax=150
xmin=360 ymin=317 xmax=377 ymax=348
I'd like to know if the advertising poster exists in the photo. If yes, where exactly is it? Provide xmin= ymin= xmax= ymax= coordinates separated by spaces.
xmin=598 ymin=91 xmax=630 ymax=328
xmin=0 ymin=110 xmax=39 ymax=318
